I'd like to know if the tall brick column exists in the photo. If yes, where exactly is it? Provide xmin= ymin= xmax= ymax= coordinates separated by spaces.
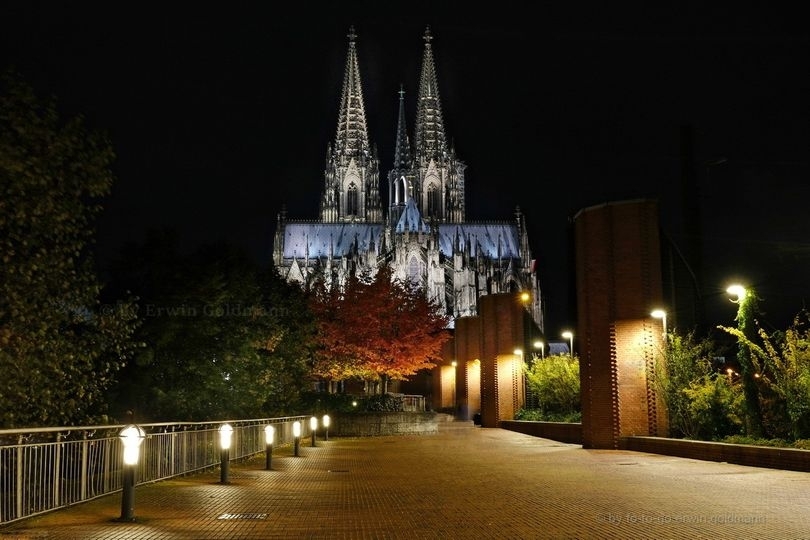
xmin=454 ymin=316 xmax=482 ymax=420
xmin=478 ymin=293 xmax=527 ymax=428
xmin=574 ymin=199 xmax=667 ymax=449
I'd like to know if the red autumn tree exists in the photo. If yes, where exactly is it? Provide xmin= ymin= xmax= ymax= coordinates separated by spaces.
xmin=309 ymin=266 xmax=451 ymax=393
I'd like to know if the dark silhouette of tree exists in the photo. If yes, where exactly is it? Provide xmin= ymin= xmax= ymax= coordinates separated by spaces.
xmin=0 ymin=70 xmax=139 ymax=427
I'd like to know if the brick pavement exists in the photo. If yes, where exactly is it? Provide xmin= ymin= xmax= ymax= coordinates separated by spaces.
xmin=2 ymin=421 xmax=809 ymax=539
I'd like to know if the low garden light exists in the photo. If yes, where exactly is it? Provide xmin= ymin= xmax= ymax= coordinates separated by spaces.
xmin=310 ymin=416 xmax=318 ymax=447
xmin=118 ymin=424 xmax=145 ymax=522
xmin=264 ymin=425 xmax=275 ymax=470
xmin=322 ymin=414 xmax=330 ymax=441
xmin=219 ymin=423 xmax=233 ymax=484
xmin=293 ymin=421 xmax=301 ymax=456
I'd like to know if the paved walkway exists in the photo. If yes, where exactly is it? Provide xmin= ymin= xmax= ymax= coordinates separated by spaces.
xmin=2 ymin=421 xmax=809 ymax=539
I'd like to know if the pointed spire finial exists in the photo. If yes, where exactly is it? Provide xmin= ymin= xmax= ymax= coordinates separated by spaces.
xmin=348 ymin=25 xmax=357 ymax=42
xmin=424 ymin=25 xmax=432 ymax=43
xmin=398 ymin=84 xmax=405 ymax=99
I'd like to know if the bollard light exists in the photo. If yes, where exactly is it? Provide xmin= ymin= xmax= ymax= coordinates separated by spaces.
xmin=310 ymin=416 xmax=318 ymax=447
xmin=322 ymin=414 xmax=330 ymax=441
xmin=264 ymin=425 xmax=275 ymax=470
xmin=118 ymin=424 xmax=145 ymax=522
xmin=293 ymin=421 xmax=301 ymax=456
xmin=120 ymin=425 xmax=146 ymax=466
xmin=219 ymin=423 xmax=233 ymax=484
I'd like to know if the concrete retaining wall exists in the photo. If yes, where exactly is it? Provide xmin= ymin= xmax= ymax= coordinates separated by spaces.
xmin=497 ymin=421 xmax=810 ymax=473
xmin=333 ymin=412 xmax=439 ymax=437
xmin=499 ymin=420 xmax=583 ymax=444
xmin=621 ymin=436 xmax=810 ymax=473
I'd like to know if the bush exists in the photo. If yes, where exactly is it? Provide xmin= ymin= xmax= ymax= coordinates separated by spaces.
xmin=524 ymin=354 xmax=580 ymax=415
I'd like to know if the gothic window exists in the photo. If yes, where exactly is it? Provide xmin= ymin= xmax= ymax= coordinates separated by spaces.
xmin=427 ymin=183 xmax=441 ymax=219
xmin=395 ymin=175 xmax=407 ymax=204
xmin=408 ymin=256 xmax=423 ymax=284
xmin=347 ymin=182 xmax=358 ymax=216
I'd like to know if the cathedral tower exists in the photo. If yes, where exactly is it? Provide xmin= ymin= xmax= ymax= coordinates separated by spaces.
xmin=320 ymin=26 xmax=383 ymax=224
xmin=412 ymin=26 xmax=466 ymax=224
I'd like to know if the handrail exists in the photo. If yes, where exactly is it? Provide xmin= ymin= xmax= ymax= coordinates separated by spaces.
xmin=0 ymin=415 xmax=308 ymax=526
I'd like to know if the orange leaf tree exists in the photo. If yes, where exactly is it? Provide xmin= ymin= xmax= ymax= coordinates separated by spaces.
xmin=310 ymin=266 xmax=451 ymax=393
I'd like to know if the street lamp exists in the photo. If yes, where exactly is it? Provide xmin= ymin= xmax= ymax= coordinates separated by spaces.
xmin=533 ymin=340 xmax=545 ymax=359
xmin=726 ymin=283 xmax=763 ymax=437
xmin=322 ymin=414 xmax=330 ymax=441
xmin=562 ymin=331 xmax=574 ymax=356
xmin=218 ymin=423 xmax=233 ymax=484
xmin=727 ymin=284 xmax=746 ymax=303
xmin=651 ymin=309 xmax=667 ymax=342
xmin=264 ymin=425 xmax=275 ymax=470
xmin=310 ymin=416 xmax=318 ymax=447
xmin=292 ymin=421 xmax=301 ymax=456
xmin=118 ymin=424 xmax=145 ymax=522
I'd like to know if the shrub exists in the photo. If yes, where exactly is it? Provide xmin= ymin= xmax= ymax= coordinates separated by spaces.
xmin=524 ymin=354 xmax=580 ymax=416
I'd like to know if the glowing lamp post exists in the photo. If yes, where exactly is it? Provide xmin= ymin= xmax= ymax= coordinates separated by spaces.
xmin=118 ymin=424 xmax=145 ymax=522
xmin=264 ymin=425 xmax=275 ymax=470
xmin=651 ymin=309 xmax=667 ymax=342
xmin=562 ymin=331 xmax=574 ymax=357
xmin=293 ymin=421 xmax=301 ymax=456
xmin=533 ymin=340 xmax=545 ymax=359
xmin=219 ymin=423 xmax=233 ymax=484
xmin=727 ymin=283 xmax=763 ymax=437
xmin=322 ymin=414 xmax=330 ymax=441
xmin=310 ymin=416 xmax=318 ymax=447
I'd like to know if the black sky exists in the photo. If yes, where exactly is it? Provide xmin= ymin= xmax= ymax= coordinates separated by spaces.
xmin=3 ymin=3 xmax=810 ymax=336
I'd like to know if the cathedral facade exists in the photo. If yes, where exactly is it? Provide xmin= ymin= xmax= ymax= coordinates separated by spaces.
xmin=272 ymin=26 xmax=542 ymax=329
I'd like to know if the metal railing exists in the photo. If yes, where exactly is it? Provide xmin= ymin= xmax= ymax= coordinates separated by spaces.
xmin=0 ymin=416 xmax=308 ymax=526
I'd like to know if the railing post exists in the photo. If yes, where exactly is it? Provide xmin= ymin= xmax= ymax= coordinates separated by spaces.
xmin=15 ymin=435 xmax=23 ymax=520
xmin=52 ymin=433 xmax=62 ymax=508
xmin=80 ymin=432 xmax=89 ymax=502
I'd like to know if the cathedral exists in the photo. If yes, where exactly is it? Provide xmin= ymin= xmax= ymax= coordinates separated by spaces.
xmin=272 ymin=26 xmax=542 ymax=329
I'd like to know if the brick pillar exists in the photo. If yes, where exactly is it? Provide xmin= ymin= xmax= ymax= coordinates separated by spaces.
xmin=478 ymin=293 xmax=527 ymax=428
xmin=574 ymin=199 xmax=666 ymax=448
xmin=455 ymin=316 xmax=482 ymax=420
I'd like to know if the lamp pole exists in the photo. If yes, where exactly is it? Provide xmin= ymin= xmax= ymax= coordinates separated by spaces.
xmin=118 ymin=424 xmax=145 ymax=522
xmin=218 ymin=424 xmax=233 ymax=484
xmin=562 ymin=331 xmax=574 ymax=357
xmin=293 ymin=421 xmax=301 ymax=456
xmin=264 ymin=425 xmax=274 ymax=471
xmin=727 ymin=284 xmax=763 ymax=437
xmin=651 ymin=309 xmax=667 ymax=343
xmin=533 ymin=340 xmax=545 ymax=360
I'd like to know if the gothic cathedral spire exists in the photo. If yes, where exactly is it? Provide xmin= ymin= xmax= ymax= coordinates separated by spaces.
xmin=388 ymin=85 xmax=414 ymax=227
xmin=320 ymin=26 xmax=382 ymax=223
xmin=411 ymin=26 xmax=466 ymax=224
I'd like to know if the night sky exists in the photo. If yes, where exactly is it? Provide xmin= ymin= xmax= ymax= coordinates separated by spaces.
xmin=3 ymin=3 xmax=809 ymax=337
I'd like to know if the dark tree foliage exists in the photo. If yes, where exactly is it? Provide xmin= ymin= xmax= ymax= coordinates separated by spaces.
xmin=0 ymin=70 xmax=139 ymax=428
xmin=106 ymin=234 xmax=315 ymax=421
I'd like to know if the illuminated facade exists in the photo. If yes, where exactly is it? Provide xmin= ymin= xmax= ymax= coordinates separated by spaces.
xmin=273 ymin=26 xmax=541 ymax=327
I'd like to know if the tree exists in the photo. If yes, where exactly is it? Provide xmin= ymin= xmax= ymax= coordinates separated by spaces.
xmin=106 ymin=235 xmax=316 ymax=421
xmin=310 ymin=266 xmax=452 ymax=393
xmin=0 ymin=70 xmax=139 ymax=427
xmin=751 ymin=310 xmax=810 ymax=440
xmin=654 ymin=331 xmax=743 ymax=439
